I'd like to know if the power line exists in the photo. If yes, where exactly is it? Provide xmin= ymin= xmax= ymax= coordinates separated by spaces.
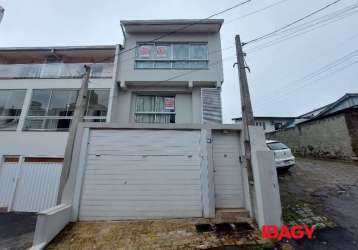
xmin=225 ymin=0 xmax=291 ymax=25
xmin=253 ymin=48 xmax=358 ymax=110
xmin=242 ymin=0 xmax=342 ymax=46
xmin=89 ymin=0 xmax=252 ymax=66
xmin=247 ymin=3 xmax=358 ymax=53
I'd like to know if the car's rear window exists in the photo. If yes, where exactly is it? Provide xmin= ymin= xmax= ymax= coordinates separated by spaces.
xmin=267 ymin=142 xmax=288 ymax=150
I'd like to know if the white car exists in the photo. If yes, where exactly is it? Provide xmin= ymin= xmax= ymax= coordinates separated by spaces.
xmin=266 ymin=140 xmax=295 ymax=170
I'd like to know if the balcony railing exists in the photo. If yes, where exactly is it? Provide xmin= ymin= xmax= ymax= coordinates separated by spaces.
xmin=0 ymin=63 xmax=113 ymax=79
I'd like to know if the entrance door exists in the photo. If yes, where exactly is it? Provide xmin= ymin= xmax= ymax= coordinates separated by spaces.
xmin=213 ymin=131 xmax=244 ymax=208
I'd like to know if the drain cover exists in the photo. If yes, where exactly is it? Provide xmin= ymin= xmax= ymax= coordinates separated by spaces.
xmin=233 ymin=223 xmax=254 ymax=232
xmin=214 ymin=223 xmax=234 ymax=233
xmin=195 ymin=224 xmax=214 ymax=233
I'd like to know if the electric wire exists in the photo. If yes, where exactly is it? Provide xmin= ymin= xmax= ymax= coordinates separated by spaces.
xmin=242 ymin=0 xmax=342 ymax=46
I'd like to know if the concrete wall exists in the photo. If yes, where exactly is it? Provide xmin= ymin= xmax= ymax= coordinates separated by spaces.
xmin=268 ymin=112 xmax=355 ymax=160
xmin=118 ymin=32 xmax=223 ymax=85
xmin=345 ymin=109 xmax=358 ymax=160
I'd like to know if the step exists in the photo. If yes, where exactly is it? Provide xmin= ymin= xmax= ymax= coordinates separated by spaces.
xmin=215 ymin=208 xmax=251 ymax=223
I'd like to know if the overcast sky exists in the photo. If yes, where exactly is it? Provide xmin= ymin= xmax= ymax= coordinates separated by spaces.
xmin=0 ymin=0 xmax=357 ymax=122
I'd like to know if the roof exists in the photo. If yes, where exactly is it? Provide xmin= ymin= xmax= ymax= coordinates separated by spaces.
xmin=298 ymin=93 xmax=358 ymax=120
xmin=0 ymin=45 xmax=116 ymax=52
xmin=232 ymin=116 xmax=296 ymax=121
xmin=0 ymin=45 xmax=117 ymax=64
xmin=120 ymin=19 xmax=224 ymax=34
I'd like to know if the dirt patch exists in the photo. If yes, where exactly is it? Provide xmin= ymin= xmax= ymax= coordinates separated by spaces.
xmin=47 ymin=219 xmax=272 ymax=250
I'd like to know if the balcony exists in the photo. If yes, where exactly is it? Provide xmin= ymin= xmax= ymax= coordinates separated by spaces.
xmin=0 ymin=63 xmax=113 ymax=79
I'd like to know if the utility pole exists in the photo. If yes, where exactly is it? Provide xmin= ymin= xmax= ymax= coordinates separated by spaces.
xmin=57 ymin=65 xmax=91 ymax=204
xmin=235 ymin=35 xmax=255 ymax=214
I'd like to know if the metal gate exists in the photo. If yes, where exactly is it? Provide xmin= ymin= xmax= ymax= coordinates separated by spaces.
xmin=79 ymin=129 xmax=203 ymax=220
xmin=0 ymin=156 xmax=63 ymax=212
xmin=213 ymin=131 xmax=245 ymax=208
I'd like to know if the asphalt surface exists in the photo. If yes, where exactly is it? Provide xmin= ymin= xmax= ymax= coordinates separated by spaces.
xmin=278 ymin=157 xmax=358 ymax=250
xmin=0 ymin=212 xmax=37 ymax=250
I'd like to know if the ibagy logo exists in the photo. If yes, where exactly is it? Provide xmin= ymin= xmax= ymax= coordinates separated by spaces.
xmin=262 ymin=225 xmax=316 ymax=240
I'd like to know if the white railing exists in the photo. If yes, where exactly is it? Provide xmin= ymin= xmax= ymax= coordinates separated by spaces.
xmin=0 ymin=63 xmax=113 ymax=78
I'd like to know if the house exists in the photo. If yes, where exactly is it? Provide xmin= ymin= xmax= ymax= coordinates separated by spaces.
xmin=0 ymin=20 xmax=281 ymax=248
xmin=0 ymin=20 xmax=225 ymax=212
xmin=268 ymin=93 xmax=358 ymax=160
xmin=115 ymin=19 xmax=223 ymax=125
xmin=0 ymin=45 xmax=116 ymax=212
xmin=232 ymin=116 xmax=295 ymax=133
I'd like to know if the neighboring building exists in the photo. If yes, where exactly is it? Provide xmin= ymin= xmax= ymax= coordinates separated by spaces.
xmin=232 ymin=116 xmax=295 ymax=133
xmin=268 ymin=94 xmax=358 ymax=161
xmin=0 ymin=45 xmax=115 ymax=211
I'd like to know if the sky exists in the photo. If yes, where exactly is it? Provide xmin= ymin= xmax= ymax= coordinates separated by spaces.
xmin=0 ymin=0 xmax=357 ymax=123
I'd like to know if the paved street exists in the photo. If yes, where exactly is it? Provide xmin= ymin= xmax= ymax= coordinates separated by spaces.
xmin=0 ymin=212 xmax=37 ymax=250
xmin=278 ymin=157 xmax=358 ymax=249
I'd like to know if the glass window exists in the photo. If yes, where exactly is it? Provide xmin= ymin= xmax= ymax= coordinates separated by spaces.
xmin=137 ymin=44 xmax=154 ymax=59
xmin=135 ymin=43 xmax=208 ymax=69
xmin=0 ymin=89 xmax=26 ymax=130
xmin=136 ymin=61 xmax=154 ymax=69
xmin=25 ymin=89 xmax=110 ymax=131
xmin=173 ymin=44 xmax=189 ymax=60
xmin=48 ymin=90 xmax=78 ymax=116
xmin=85 ymin=89 xmax=109 ymax=117
xmin=190 ymin=61 xmax=208 ymax=69
xmin=135 ymin=95 xmax=175 ymax=124
xmin=156 ymin=45 xmax=171 ymax=59
xmin=190 ymin=44 xmax=208 ymax=60
xmin=154 ymin=61 xmax=171 ymax=69
xmin=28 ymin=89 xmax=51 ymax=116
xmin=267 ymin=142 xmax=289 ymax=150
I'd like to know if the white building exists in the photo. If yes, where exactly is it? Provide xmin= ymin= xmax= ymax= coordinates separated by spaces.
xmin=0 ymin=20 xmax=224 ymax=212
xmin=0 ymin=20 xmax=281 ymax=242
xmin=233 ymin=116 xmax=296 ymax=133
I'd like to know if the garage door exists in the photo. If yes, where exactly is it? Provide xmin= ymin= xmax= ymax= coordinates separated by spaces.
xmin=79 ymin=129 xmax=203 ymax=220
xmin=213 ymin=131 xmax=244 ymax=208
xmin=0 ymin=156 xmax=62 ymax=212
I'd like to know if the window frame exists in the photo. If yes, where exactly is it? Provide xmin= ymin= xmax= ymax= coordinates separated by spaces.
xmin=24 ymin=88 xmax=110 ymax=131
xmin=135 ymin=42 xmax=209 ymax=70
xmin=134 ymin=95 xmax=176 ymax=124
xmin=0 ymin=89 xmax=27 ymax=131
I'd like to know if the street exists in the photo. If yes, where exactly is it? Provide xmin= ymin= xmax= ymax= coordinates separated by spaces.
xmin=0 ymin=212 xmax=37 ymax=249
xmin=279 ymin=157 xmax=358 ymax=249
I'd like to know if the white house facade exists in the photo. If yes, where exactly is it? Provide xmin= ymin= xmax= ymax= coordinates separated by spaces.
xmin=0 ymin=46 xmax=116 ymax=211
xmin=0 ymin=20 xmax=225 ymax=213
xmin=0 ymin=20 xmax=281 ymax=248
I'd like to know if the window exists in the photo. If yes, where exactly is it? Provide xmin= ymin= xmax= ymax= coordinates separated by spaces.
xmin=0 ymin=89 xmax=26 ymax=130
xmin=267 ymin=142 xmax=289 ymax=150
xmin=135 ymin=95 xmax=175 ymax=124
xmin=24 ymin=89 xmax=109 ymax=131
xmin=135 ymin=42 xmax=208 ymax=69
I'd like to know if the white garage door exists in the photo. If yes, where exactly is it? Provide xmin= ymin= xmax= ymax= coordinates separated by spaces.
xmin=79 ymin=129 xmax=203 ymax=220
xmin=213 ymin=131 xmax=244 ymax=208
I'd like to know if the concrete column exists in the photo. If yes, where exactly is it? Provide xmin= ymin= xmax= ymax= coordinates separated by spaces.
xmin=249 ymin=126 xmax=282 ymax=228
